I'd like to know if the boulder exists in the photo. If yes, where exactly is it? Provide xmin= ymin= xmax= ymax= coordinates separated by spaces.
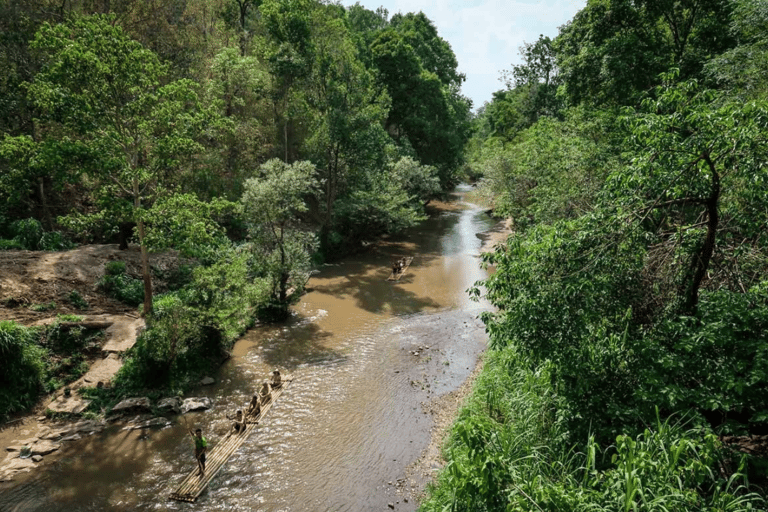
xmin=111 ymin=397 xmax=151 ymax=414
xmin=157 ymin=397 xmax=182 ymax=415
xmin=32 ymin=455 xmax=43 ymax=463
xmin=181 ymin=397 xmax=213 ymax=414
xmin=200 ymin=376 xmax=216 ymax=386
xmin=0 ymin=456 xmax=37 ymax=482
xmin=30 ymin=440 xmax=60 ymax=456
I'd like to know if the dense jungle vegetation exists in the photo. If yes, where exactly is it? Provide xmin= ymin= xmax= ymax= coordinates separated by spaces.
xmin=422 ymin=0 xmax=768 ymax=510
xmin=0 ymin=0 xmax=470 ymax=417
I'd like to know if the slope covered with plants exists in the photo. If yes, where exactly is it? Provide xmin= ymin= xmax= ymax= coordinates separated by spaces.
xmin=0 ymin=0 xmax=471 ymax=418
xmin=423 ymin=0 xmax=768 ymax=510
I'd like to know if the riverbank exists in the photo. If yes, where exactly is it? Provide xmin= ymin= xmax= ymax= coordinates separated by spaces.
xmin=399 ymin=213 xmax=512 ymax=505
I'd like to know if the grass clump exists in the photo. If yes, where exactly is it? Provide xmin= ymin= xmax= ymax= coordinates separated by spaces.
xmin=29 ymin=301 xmax=56 ymax=312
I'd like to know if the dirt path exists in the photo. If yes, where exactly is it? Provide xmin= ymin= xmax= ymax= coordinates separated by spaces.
xmin=0 ymin=245 xmax=179 ymax=482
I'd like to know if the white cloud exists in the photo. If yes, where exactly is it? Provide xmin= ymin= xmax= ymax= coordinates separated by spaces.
xmin=339 ymin=0 xmax=586 ymax=108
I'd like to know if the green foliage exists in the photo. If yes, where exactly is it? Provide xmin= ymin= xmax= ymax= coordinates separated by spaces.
xmin=67 ymin=290 xmax=89 ymax=310
xmin=105 ymin=261 xmax=126 ymax=276
xmin=0 ymin=239 xmax=23 ymax=250
xmin=29 ymin=302 xmax=56 ymax=312
xmin=637 ymin=285 xmax=768 ymax=432
xmin=142 ymin=194 xmax=235 ymax=258
xmin=11 ymin=218 xmax=43 ymax=249
xmin=118 ymin=245 xmax=270 ymax=388
xmin=6 ymin=217 xmax=74 ymax=251
xmin=389 ymin=156 xmax=441 ymax=206
xmin=481 ymin=109 xmax=618 ymax=229
xmin=555 ymin=0 xmax=735 ymax=107
xmin=0 ymin=321 xmax=45 ymax=420
xmin=423 ymin=349 xmax=765 ymax=512
xmin=370 ymin=20 xmax=472 ymax=186
xmin=242 ymin=159 xmax=318 ymax=316
xmin=0 ymin=318 xmax=105 ymax=419
xmin=98 ymin=262 xmax=143 ymax=307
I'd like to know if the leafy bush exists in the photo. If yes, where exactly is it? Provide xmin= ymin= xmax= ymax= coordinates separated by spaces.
xmin=105 ymin=260 xmax=126 ymax=276
xmin=111 ymin=246 xmax=269 ymax=390
xmin=98 ymin=261 xmax=143 ymax=307
xmin=8 ymin=218 xmax=74 ymax=251
xmin=422 ymin=350 xmax=765 ymax=512
xmin=0 ymin=239 xmax=23 ymax=250
xmin=0 ymin=321 xmax=45 ymax=419
xmin=39 ymin=230 xmax=74 ymax=251
xmin=67 ymin=290 xmax=89 ymax=310
xmin=11 ymin=218 xmax=43 ymax=249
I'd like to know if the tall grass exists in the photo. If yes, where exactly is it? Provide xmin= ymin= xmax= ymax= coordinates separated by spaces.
xmin=0 ymin=321 xmax=45 ymax=419
xmin=420 ymin=348 xmax=765 ymax=512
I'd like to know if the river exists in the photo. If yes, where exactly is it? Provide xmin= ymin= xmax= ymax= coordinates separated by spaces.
xmin=0 ymin=185 xmax=504 ymax=512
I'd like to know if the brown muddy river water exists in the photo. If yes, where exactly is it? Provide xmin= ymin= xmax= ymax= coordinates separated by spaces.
xmin=0 ymin=185 xmax=504 ymax=512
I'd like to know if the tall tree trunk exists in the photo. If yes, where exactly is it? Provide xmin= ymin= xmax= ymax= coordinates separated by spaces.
xmin=679 ymin=154 xmax=719 ymax=316
xmin=38 ymin=177 xmax=53 ymax=231
xmin=133 ymin=181 xmax=153 ymax=317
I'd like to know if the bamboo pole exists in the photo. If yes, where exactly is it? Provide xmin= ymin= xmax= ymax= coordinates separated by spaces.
xmin=169 ymin=378 xmax=292 ymax=502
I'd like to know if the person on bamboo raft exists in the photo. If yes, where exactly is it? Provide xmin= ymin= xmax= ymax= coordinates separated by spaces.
xmin=270 ymin=369 xmax=282 ymax=388
xmin=259 ymin=380 xmax=273 ymax=405
xmin=227 ymin=409 xmax=246 ymax=434
xmin=246 ymin=393 xmax=261 ymax=418
xmin=189 ymin=428 xmax=207 ymax=476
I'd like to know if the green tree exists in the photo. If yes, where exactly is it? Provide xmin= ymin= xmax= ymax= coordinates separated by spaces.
xmin=555 ymin=0 xmax=735 ymax=107
xmin=371 ymin=15 xmax=472 ymax=187
xmin=617 ymin=75 xmax=768 ymax=316
xmin=241 ymin=159 xmax=318 ymax=317
xmin=261 ymin=0 xmax=315 ymax=163
xmin=28 ymin=15 xmax=208 ymax=316
xmin=502 ymin=34 xmax=562 ymax=124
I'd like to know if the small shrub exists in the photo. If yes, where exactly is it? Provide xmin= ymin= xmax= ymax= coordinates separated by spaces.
xmin=0 ymin=321 xmax=45 ymax=420
xmin=105 ymin=260 xmax=126 ymax=276
xmin=0 ymin=239 xmax=23 ymax=250
xmin=67 ymin=290 xmax=89 ymax=310
xmin=98 ymin=262 xmax=143 ymax=307
xmin=39 ymin=231 xmax=74 ymax=251
xmin=11 ymin=218 xmax=43 ymax=250
xmin=7 ymin=218 xmax=74 ymax=251
xmin=29 ymin=302 xmax=56 ymax=312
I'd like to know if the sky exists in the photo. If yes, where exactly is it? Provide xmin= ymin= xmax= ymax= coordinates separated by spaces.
xmin=338 ymin=0 xmax=587 ymax=110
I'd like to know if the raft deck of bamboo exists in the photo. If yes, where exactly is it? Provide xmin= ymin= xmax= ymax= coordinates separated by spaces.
xmin=168 ymin=378 xmax=292 ymax=503
xmin=387 ymin=256 xmax=414 ymax=281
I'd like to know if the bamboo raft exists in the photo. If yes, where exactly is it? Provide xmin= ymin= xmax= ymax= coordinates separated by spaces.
xmin=169 ymin=377 xmax=292 ymax=503
xmin=387 ymin=256 xmax=414 ymax=281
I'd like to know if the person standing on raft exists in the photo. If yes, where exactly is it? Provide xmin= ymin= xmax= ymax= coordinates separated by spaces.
xmin=189 ymin=428 xmax=207 ymax=476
